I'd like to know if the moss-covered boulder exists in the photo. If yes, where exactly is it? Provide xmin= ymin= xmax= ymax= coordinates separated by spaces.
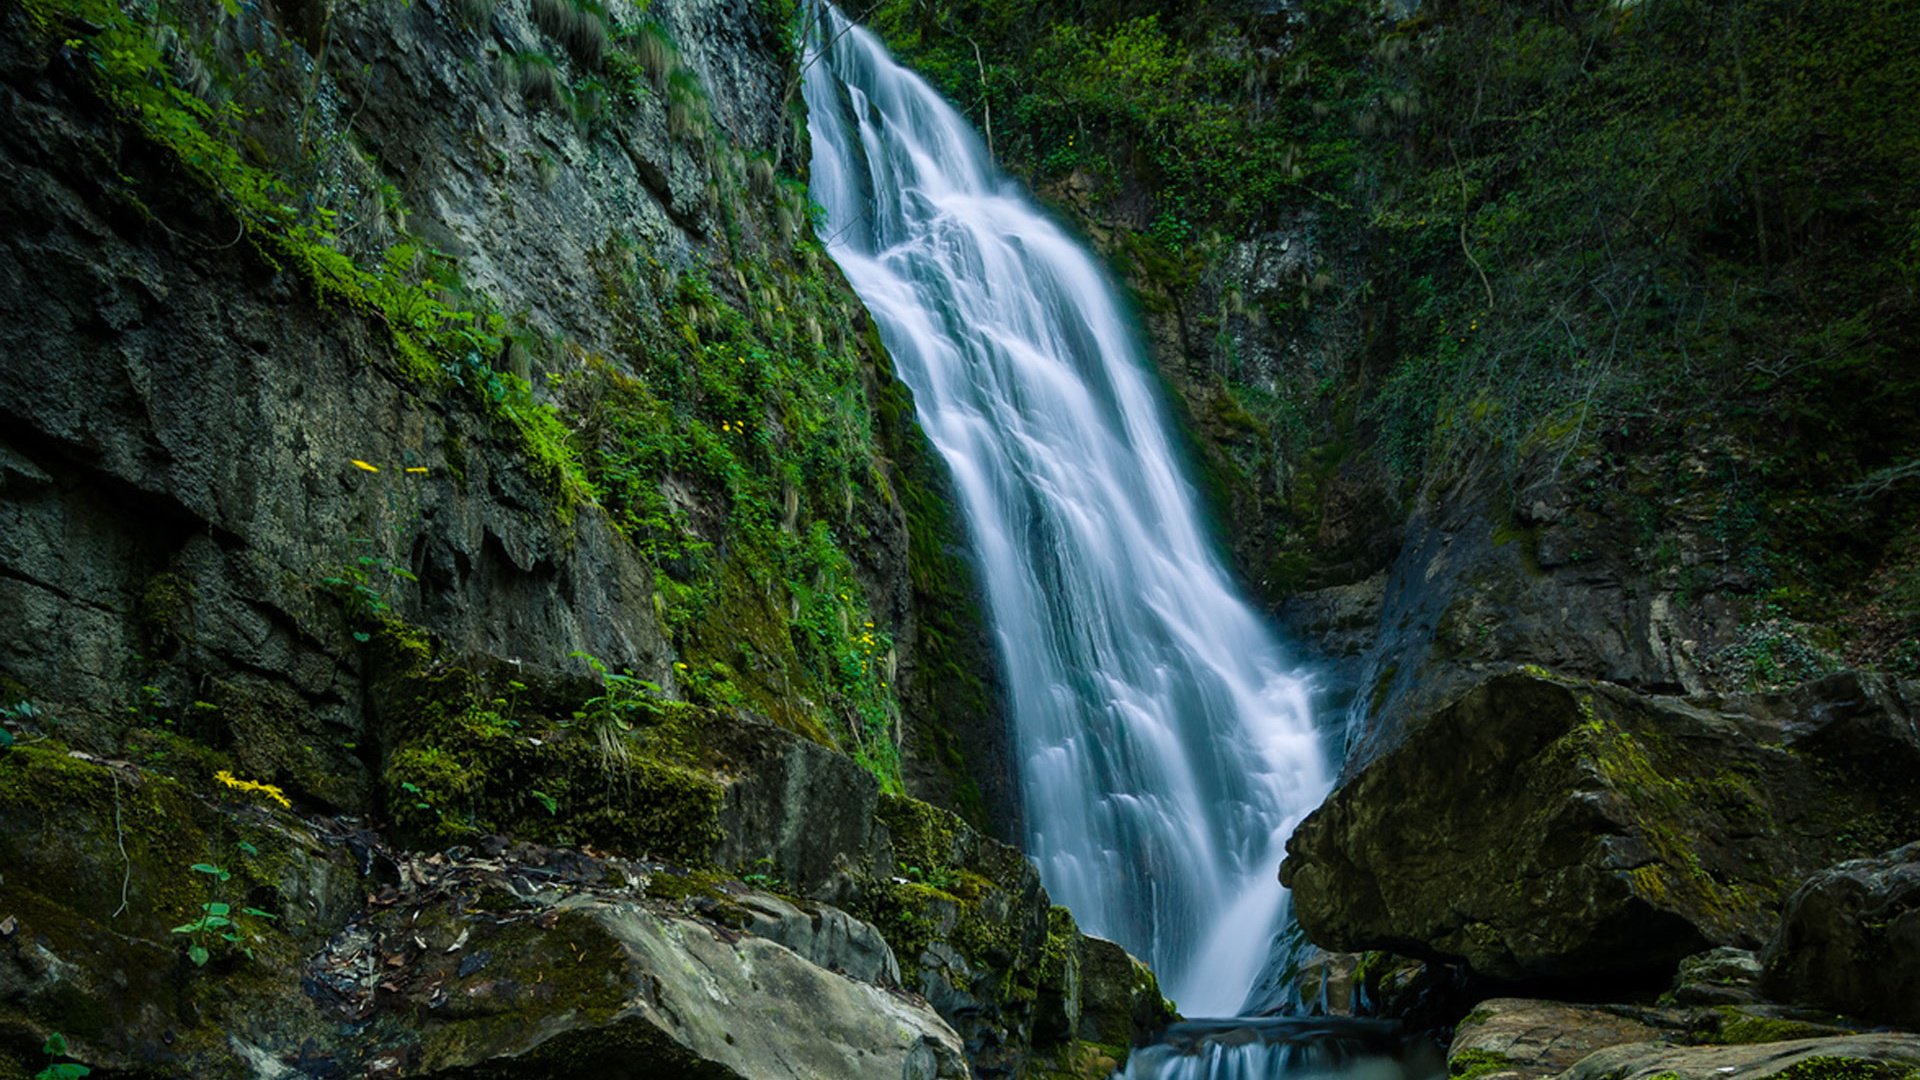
xmin=1281 ymin=671 xmax=1920 ymax=984
xmin=1763 ymin=843 xmax=1920 ymax=1030
xmin=1075 ymin=935 xmax=1176 ymax=1047
xmin=0 ymin=744 xmax=360 ymax=1078
xmin=844 ymin=795 xmax=1172 ymax=1077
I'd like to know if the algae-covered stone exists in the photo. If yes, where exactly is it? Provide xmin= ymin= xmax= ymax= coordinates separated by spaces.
xmin=0 ymin=744 xmax=359 ymax=1078
xmin=1076 ymin=936 xmax=1175 ymax=1046
xmin=1281 ymin=672 xmax=1920 ymax=983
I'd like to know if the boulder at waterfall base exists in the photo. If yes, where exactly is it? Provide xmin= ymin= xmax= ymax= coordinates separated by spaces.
xmin=1281 ymin=671 xmax=1920 ymax=983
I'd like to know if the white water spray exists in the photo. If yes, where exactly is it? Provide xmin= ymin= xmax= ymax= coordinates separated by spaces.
xmin=803 ymin=7 xmax=1331 ymax=1015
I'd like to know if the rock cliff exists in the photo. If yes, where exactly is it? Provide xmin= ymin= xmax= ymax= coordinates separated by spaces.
xmin=0 ymin=0 xmax=1149 ymax=1075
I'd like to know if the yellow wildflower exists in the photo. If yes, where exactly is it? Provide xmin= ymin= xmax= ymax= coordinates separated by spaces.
xmin=351 ymin=460 xmax=380 ymax=473
xmin=405 ymin=466 xmax=429 ymax=475
xmin=214 ymin=769 xmax=291 ymax=810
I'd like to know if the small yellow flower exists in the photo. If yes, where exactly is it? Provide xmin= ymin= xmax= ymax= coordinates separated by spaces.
xmin=214 ymin=769 xmax=291 ymax=810
xmin=405 ymin=466 xmax=429 ymax=475
xmin=351 ymin=460 xmax=380 ymax=473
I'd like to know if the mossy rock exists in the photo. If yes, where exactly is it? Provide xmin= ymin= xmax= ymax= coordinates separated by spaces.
xmin=1283 ymin=671 xmax=1920 ymax=984
xmin=0 ymin=744 xmax=355 ymax=1077
xmin=370 ymin=629 xmax=724 ymax=864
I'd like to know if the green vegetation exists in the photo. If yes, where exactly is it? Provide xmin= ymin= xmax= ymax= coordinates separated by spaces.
xmin=169 ymin=861 xmax=277 ymax=968
xmin=30 ymin=1035 xmax=88 ymax=1080
xmin=1448 ymin=1048 xmax=1517 ymax=1080
xmin=560 ymin=247 xmax=911 ymax=789
xmin=1772 ymin=1058 xmax=1920 ymax=1080
xmin=10 ymin=0 xmax=998 ymax=795
xmin=852 ymin=794 xmax=1049 ymax=999
xmin=1710 ymin=1006 xmax=1843 ymax=1045
xmin=873 ymin=0 xmax=1920 ymax=669
xmin=374 ymin=624 xmax=724 ymax=862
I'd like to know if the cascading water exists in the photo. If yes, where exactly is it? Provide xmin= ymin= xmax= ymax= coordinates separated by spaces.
xmin=802 ymin=8 xmax=1331 ymax=1017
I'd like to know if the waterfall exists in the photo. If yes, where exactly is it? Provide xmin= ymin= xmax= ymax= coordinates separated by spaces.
xmin=802 ymin=7 xmax=1331 ymax=1016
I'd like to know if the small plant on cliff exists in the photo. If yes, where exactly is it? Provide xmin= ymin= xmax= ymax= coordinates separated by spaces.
xmin=0 ymin=700 xmax=40 ymax=749
xmin=33 ymin=1033 xmax=89 ymax=1080
xmin=531 ymin=0 xmax=608 ymax=69
xmin=170 ymin=772 xmax=288 ymax=967
xmin=170 ymin=861 xmax=276 ymax=967
xmin=321 ymin=537 xmax=419 ymax=625
xmin=568 ymin=651 xmax=663 ymax=772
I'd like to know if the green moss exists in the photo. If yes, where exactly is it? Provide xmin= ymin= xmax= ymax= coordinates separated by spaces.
xmin=1492 ymin=520 xmax=1545 ymax=578
xmin=1027 ymin=1040 xmax=1129 ymax=1080
xmin=1571 ymin=705 xmax=1768 ymax=937
xmin=20 ymin=0 xmax=594 ymax=513
xmin=1449 ymin=1049 xmax=1518 ymax=1080
xmin=1368 ymin=663 xmax=1400 ymax=717
xmin=1772 ymin=1058 xmax=1920 ymax=1080
xmin=855 ymin=795 xmax=1048 ymax=1003
xmin=137 ymin=571 xmax=192 ymax=656
xmin=1039 ymin=905 xmax=1081 ymax=990
xmin=877 ymin=792 xmax=964 ymax=873
xmin=1711 ymin=1007 xmax=1845 ymax=1046
xmin=371 ymin=623 xmax=723 ymax=863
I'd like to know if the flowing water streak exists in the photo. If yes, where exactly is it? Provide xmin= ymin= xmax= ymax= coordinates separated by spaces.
xmin=803 ymin=8 xmax=1330 ymax=1014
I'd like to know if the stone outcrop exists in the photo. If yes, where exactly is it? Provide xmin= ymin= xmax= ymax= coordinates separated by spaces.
xmin=356 ymin=895 xmax=970 ymax=1080
xmin=1560 ymin=1036 xmax=1920 ymax=1080
xmin=0 ymin=0 xmax=1121 ymax=1072
xmin=1448 ymin=999 xmax=1685 ymax=1080
xmin=1281 ymin=671 xmax=1920 ymax=983
xmin=1763 ymin=843 xmax=1920 ymax=1031
xmin=0 ymin=0 xmax=1013 ymax=837
xmin=1449 ymin=998 xmax=1918 ymax=1080
xmin=0 ymin=721 xmax=1169 ymax=1078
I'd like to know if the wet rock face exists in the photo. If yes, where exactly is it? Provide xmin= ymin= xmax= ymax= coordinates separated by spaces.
xmin=1281 ymin=671 xmax=1920 ymax=984
xmin=0 ymin=0 xmax=689 ymax=809
xmin=1762 ymin=843 xmax=1920 ymax=1030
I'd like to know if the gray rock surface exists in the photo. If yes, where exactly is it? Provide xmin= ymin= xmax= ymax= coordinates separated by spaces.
xmin=1561 ymin=1036 xmax=1920 ymax=1080
xmin=1672 ymin=947 xmax=1766 ymax=1006
xmin=735 ymin=891 xmax=903 ymax=988
xmin=406 ymin=896 xmax=970 ymax=1079
xmin=1763 ymin=843 xmax=1920 ymax=1030
xmin=1449 ymin=998 xmax=1684 ymax=1080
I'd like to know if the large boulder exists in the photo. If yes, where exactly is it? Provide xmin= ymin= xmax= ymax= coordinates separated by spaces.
xmin=1560 ymin=1036 xmax=1920 ymax=1080
xmin=1762 ymin=843 xmax=1920 ymax=1030
xmin=360 ymin=895 xmax=969 ymax=1080
xmin=1448 ymin=999 xmax=1684 ymax=1080
xmin=1281 ymin=671 xmax=1920 ymax=983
